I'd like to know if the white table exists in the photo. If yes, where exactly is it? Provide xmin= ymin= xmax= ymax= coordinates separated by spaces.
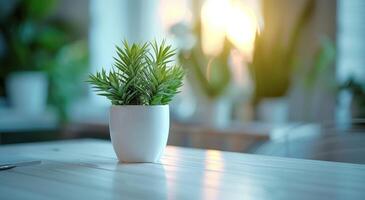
xmin=0 ymin=139 xmax=364 ymax=199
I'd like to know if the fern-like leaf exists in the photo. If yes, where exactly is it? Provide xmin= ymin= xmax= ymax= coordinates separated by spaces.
xmin=88 ymin=40 xmax=184 ymax=105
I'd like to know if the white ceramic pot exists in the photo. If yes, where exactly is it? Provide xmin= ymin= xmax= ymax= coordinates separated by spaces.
xmin=109 ymin=105 xmax=170 ymax=163
xmin=6 ymin=71 xmax=48 ymax=115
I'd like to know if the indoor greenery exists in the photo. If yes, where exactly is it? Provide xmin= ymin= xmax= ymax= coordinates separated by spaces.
xmin=341 ymin=78 xmax=365 ymax=118
xmin=0 ymin=0 xmax=64 ymax=96
xmin=0 ymin=0 xmax=88 ymax=121
xmin=88 ymin=40 xmax=184 ymax=105
xmin=178 ymin=22 xmax=232 ymax=100
xmin=250 ymin=0 xmax=316 ymax=104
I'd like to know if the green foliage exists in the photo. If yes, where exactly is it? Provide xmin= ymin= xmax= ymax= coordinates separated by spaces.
xmin=88 ymin=40 xmax=184 ymax=105
xmin=47 ymin=40 xmax=89 ymax=121
xmin=250 ymin=0 xmax=316 ymax=103
xmin=0 ymin=0 xmax=89 ymax=121
xmin=178 ymin=22 xmax=232 ymax=100
xmin=0 ymin=0 xmax=68 ymax=74
xmin=305 ymin=37 xmax=336 ymax=88
xmin=341 ymin=78 xmax=365 ymax=118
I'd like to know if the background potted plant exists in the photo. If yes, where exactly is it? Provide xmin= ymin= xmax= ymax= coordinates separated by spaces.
xmin=88 ymin=40 xmax=184 ymax=163
xmin=178 ymin=22 xmax=236 ymax=127
xmin=0 ymin=0 xmax=88 ymax=120
xmin=0 ymin=0 xmax=65 ymax=115
xmin=339 ymin=78 xmax=365 ymax=120
xmin=249 ymin=0 xmax=316 ymax=123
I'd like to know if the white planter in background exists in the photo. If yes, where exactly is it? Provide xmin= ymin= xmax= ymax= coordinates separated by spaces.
xmin=205 ymin=98 xmax=232 ymax=127
xmin=196 ymin=97 xmax=232 ymax=128
xmin=257 ymin=97 xmax=289 ymax=124
xmin=6 ymin=71 xmax=48 ymax=115
xmin=109 ymin=105 xmax=170 ymax=163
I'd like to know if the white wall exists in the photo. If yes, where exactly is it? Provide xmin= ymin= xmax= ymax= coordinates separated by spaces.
xmin=337 ymin=0 xmax=365 ymax=84
xmin=89 ymin=0 xmax=162 ymax=104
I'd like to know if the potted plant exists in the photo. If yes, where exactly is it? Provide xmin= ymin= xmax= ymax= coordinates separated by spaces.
xmin=88 ymin=40 xmax=184 ymax=163
xmin=339 ymin=78 xmax=365 ymax=120
xmin=0 ymin=0 xmax=75 ymax=116
xmin=177 ymin=22 xmax=235 ymax=127
xmin=249 ymin=0 xmax=316 ymax=122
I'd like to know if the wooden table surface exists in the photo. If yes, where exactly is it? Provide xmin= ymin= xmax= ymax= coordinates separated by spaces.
xmin=0 ymin=139 xmax=364 ymax=200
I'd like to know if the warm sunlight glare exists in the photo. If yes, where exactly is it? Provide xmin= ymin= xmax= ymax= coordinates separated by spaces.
xmin=203 ymin=150 xmax=224 ymax=199
xmin=201 ymin=0 xmax=259 ymax=58
xmin=205 ymin=150 xmax=224 ymax=171
xmin=201 ymin=0 xmax=230 ymax=56
xmin=159 ymin=0 xmax=192 ymax=32
xmin=226 ymin=1 xmax=258 ymax=61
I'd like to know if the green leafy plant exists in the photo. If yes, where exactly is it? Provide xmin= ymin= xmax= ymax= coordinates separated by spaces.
xmin=341 ymin=78 xmax=365 ymax=118
xmin=305 ymin=36 xmax=336 ymax=88
xmin=48 ymin=40 xmax=89 ymax=120
xmin=178 ymin=22 xmax=232 ymax=100
xmin=88 ymin=40 xmax=184 ymax=105
xmin=250 ymin=0 xmax=316 ymax=104
xmin=0 ymin=0 xmax=88 ymax=121
xmin=0 ymin=0 xmax=66 ymax=95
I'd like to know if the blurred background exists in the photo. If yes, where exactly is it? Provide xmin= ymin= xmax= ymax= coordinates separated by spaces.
xmin=0 ymin=0 xmax=364 ymax=164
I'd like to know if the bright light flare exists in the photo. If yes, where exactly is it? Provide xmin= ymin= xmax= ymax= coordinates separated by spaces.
xmin=201 ymin=0 xmax=231 ymax=56
xmin=159 ymin=0 xmax=192 ymax=32
xmin=201 ymin=0 xmax=260 ymax=59
xmin=226 ymin=1 xmax=259 ymax=61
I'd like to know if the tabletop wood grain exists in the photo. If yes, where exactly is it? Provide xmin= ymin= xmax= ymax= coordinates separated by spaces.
xmin=0 ymin=139 xmax=364 ymax=200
